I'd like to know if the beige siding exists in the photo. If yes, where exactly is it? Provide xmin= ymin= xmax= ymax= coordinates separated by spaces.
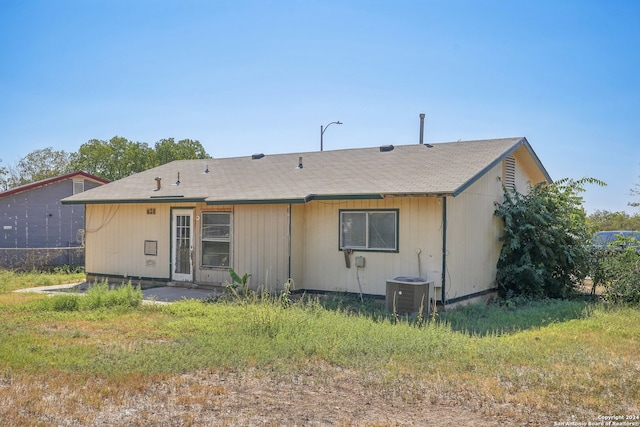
xmin=294 ymin=198 xmax=443 ymax=295
xmin=289 ymin=203 xmax=305 ymax=289
xmin=445 ymin=164 xmax=504 ymax=301
xmin=230 ymin=204 xmax=290 ymax=290
xmin=85 ymin=202 xmax=196 ymax=280
xmin=86 ymin=202 xmax=290 ymax=288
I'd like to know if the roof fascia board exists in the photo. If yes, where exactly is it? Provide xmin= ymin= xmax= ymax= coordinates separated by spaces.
xmin=382 ymin=192 xmax=452 ymax=198
xmin=206 ymin=198 xmax=307 ymax=205
xmin=61 ymin=197 xmax=206 ymax=205
xmin=205 ymin=194 xmax=385 ymax=205
xmin=305 ymin=194 xmax=384 ymax=202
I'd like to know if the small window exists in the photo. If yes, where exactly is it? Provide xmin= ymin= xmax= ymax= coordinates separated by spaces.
xmin=73 ymin=180 xmax=84 ymax=194
xmin=340 ymin=210 xmax=398 ymax=251
xmin=201 ymin=212 xmax=231 ymax=267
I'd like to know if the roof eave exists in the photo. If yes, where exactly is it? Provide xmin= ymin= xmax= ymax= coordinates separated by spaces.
xmin=205 ymin=193 xmax=386 ymax=205
xmin=62 ymin=196 xmax=207 ymax=205
xmin=451 ymin=137 xmax=552 ymax=197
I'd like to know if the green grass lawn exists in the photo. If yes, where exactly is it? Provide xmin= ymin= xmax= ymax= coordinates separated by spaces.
xmin=0 ymin=271 xmax=638 ymax=422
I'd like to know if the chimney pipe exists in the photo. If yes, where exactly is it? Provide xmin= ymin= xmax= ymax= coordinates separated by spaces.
xmin=297 ymin=156 xmax=303 ymax=169
xmin=419 ymin=113 xmax=425 ymax=144
xmin=155 ymin=177 xmax=161 ymax=191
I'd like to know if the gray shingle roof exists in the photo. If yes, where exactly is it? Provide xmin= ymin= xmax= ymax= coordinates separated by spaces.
xmin=61 ymin=137 xmax=550 ymax=205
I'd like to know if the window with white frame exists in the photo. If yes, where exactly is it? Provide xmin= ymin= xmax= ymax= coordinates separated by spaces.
xmin=340 ymin=210 xmax=398 ymax=251
xmin=201 ymin=212 xmax=231 ymax=267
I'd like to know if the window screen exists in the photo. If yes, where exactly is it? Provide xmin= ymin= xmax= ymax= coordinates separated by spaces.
xmin=201 ymin=212 xmax=231 ymax=267
xmin=340 ymin=210 xmax=398 ymax=251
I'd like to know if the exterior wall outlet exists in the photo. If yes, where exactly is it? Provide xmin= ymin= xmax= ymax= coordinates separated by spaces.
xmin=355 ymin=256 xmax=365 ymax=268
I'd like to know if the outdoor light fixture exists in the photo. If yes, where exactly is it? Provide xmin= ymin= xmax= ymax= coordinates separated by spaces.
xmin=320 ymin=121 xmax=342 ymax=151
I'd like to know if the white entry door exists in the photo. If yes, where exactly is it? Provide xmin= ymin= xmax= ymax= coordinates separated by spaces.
xmin=172 ymin=209 xmax=193 ymax=282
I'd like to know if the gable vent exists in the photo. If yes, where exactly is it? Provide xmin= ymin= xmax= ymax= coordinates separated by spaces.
xmin=380 ymin=145 xmax=394 ymax=152
xmin=504 ymin=155 xmax=516 ymax=190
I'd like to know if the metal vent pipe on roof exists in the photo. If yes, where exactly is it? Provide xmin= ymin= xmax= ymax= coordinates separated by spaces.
xmin=155 ymin=177 xmax=161 ymax=191
xmin=419 ymin=113 xmax=425 ymax=144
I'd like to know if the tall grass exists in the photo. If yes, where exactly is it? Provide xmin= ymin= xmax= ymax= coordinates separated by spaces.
xmin=0 ymin=281 xmax=639 ymax=420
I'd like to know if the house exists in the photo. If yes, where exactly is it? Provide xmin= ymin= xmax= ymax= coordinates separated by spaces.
xmin=61 ymin=137 xmax=551 ymax=306
xmin=0 ymin=171 xmax=109 ymax=268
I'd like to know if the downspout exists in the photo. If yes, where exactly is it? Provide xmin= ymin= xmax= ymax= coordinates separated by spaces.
xmin=287 ymin=204 xmax=292 ymax=282
xmin=441 ymin=196 xmax=447 ymax=304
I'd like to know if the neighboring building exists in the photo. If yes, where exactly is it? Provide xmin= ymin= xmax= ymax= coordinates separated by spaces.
xmin=0 ymin=171 xmax=109 ymax=268
xmin=61 ymin=138 xmax=551 ymax=306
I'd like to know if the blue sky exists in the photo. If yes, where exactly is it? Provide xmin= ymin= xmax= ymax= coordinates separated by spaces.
xmin=1 ymin=0 xmax=638 ymax=214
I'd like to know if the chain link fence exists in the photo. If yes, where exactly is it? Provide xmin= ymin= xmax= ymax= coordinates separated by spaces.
xmin=0 ymin=247 xmax=84 ymax=270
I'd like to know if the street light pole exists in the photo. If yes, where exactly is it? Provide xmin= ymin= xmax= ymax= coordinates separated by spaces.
xmin=320 ymin=121 xmax=342 ymax=151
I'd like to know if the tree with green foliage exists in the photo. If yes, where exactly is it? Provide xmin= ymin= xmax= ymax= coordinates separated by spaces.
xmin=587 ymin=210 xmax=640 ymax=232
xmin=494 ymin=177 xmax=605 ymax=299
xmin=0 ymin=160 xmax=8 ymax=191
xmin=0 ymin=136 xmax=210 ymax=189
xmin=69 ymin=136 xmax=156 ymax=181
xmin=154 ymin=138 xmax=209 ymax=165
xmin=630 ymin=174 xmax=640 ymax=209
xmin=70 ymin=136 xmax=211 ymax=181
xmin=0 ymin=147 xmax=73 ymax=190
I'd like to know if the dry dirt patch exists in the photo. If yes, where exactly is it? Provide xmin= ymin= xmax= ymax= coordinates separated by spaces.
xmin=0 ymin=365 xmax=550 ymax=426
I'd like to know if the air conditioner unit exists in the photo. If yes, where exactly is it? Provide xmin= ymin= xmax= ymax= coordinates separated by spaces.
xmin=386 ymin=276 xmax=434 ymax=315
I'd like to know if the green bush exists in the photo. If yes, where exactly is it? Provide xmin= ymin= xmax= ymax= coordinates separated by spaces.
xmin=596 ymin=240 xmax=640 ymax=304
xmin=494 ymin=177 xmax=603 ymax=299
